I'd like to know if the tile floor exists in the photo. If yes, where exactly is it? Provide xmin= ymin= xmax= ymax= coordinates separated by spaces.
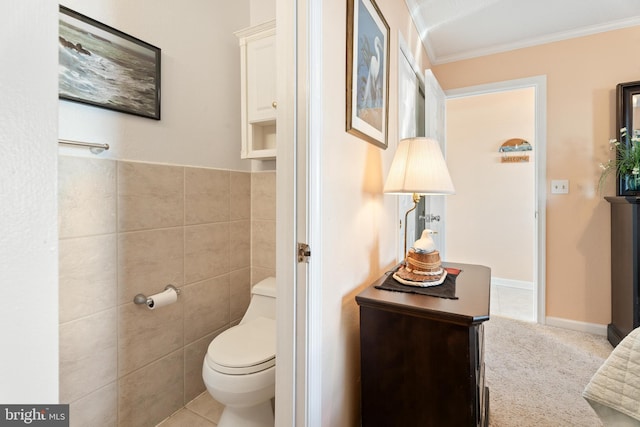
xmin=158 ymin=282 xmax=534 ymax=426
xmin=157 ymin=392 xmax=224 ymax=427
xmin=490 ymin=283 xmax=534 ymax=322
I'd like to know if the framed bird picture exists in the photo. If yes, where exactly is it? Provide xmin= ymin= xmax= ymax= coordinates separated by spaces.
xmin=346 ymin=0 xmax=390 ymax=149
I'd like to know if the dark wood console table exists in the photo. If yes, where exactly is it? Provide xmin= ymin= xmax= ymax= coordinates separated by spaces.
xmin=605 ymin=197 xmax=640 ymax=346
xmin=356 ymin=262 xmax=491 ymax=427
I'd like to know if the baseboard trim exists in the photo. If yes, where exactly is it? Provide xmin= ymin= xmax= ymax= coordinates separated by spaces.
xmin=545 ymin=316 xmax=608 ymax=336
xmin=491 ymin=277 xmax=533 ymax=291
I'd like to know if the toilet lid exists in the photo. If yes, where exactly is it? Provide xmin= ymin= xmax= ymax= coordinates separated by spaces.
xmin=206 ymin=317 xmax=276 ymax=375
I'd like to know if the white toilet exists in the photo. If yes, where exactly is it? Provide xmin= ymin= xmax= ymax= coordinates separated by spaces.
xmin=202 ymin=277 xmax=276 ymax=427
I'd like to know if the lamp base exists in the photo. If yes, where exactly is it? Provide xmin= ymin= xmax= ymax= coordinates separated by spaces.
xmin=393 ymin=266 xmax=447 ymax=287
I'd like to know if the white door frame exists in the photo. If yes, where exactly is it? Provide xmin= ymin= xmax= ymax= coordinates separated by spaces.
xmin=423 ymin=69 xmax=448 ymax=258
xmin=446 ymin=76 xmax=547 ymax=324
xmin=275 ymin=0 xmax=322 ymax=425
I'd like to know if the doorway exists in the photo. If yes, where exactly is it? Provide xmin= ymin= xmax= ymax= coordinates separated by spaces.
xmin=397 ymin=34 xmax=426 ymax=262
xmin=445 ymin=76 xmax=547 ymax=323
xmin=398 ymin=36 xmax=450 ymax=261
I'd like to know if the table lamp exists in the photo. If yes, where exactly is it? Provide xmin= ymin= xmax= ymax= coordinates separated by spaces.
xmin=383 ymin=137 xmax=455 ymax=285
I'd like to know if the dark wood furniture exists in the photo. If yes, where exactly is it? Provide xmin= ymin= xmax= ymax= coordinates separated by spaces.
xmin=605 ymin=197 xmax=640 ymax=346
xmin=356 ymin=262 xmax=491 ymax=427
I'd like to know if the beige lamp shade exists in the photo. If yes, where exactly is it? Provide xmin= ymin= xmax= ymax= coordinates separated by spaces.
xmin=383 ymin=137 xmax=455 ymax=195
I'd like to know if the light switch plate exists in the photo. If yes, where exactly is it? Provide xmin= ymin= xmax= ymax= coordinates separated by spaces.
xmin=551 ymin=179 xmax=569 ymax=194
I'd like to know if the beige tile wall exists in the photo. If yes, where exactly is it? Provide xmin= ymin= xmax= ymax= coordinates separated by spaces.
xmin=251 ymin=171 xmax=276 ymax=283
xmin=58 ymin=156 xmax=275 ymax=427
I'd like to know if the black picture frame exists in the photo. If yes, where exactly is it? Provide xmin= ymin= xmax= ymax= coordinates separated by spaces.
xmin=58 ymin=5 xmax=161 ymax=120
xmin=346 ymin=0 xmax=390 ymax=149
xmin=616 ymin=81 xmax=640 ymax=195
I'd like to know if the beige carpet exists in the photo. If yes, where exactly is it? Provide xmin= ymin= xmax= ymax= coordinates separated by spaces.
xmin=484 ymin=316 xmax=613 ymax=426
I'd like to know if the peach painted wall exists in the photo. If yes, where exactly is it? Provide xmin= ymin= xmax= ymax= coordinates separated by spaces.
xmin=446 ymin=88 xmax=535 ymax=283
xmin=434 ymin=26 xmax=640 ymax=325
xmin=320 ymin=0 xmax=431 ymax=425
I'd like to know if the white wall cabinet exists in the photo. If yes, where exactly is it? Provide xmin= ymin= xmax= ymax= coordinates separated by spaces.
xmin=235 ymin=20 xmax=276 ymax=159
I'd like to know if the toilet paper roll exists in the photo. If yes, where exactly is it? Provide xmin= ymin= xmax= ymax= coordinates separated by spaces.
xmin=147 ymin=287 xmax=178 ymax=310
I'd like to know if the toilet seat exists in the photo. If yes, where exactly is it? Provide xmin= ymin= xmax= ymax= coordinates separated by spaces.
xmin=206 ymin=317 xmax=276 ymax=375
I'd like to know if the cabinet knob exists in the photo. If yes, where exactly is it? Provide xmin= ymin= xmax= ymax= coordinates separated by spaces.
xmin=272 ymin=101 xmax=277 ymax=109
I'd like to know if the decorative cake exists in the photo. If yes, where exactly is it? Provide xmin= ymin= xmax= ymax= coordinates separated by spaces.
xmin=393 ymin=229 xmax=447 ymax=287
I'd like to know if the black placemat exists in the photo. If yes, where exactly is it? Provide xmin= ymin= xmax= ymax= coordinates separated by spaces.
xmin=375 ymin=267 xmax=461 ymax=299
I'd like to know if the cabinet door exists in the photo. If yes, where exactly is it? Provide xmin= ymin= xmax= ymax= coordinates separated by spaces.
xmin=247 ymin=35 xmax=276 ymax=123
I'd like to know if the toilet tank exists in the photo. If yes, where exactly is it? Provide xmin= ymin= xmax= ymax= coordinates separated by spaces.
xmin=252 ymin=276 xmax=276 ymax=298
xmin=241 ymin=277 xmax=276 ymax=323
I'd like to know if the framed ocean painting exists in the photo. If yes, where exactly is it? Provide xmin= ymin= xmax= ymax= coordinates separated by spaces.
xmin=346 ymin=0 xmax=390 ymax=148
xmin=58 ymin=6 xmax=161 ymax=120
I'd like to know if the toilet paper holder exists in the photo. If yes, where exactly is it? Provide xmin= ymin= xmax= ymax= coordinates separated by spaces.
xmin=133 ymin=285 xmax=181 ymax=307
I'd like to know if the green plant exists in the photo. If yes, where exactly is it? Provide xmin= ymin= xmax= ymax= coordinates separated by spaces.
xmin=599 ymin=127 xmax=640 ymax=193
